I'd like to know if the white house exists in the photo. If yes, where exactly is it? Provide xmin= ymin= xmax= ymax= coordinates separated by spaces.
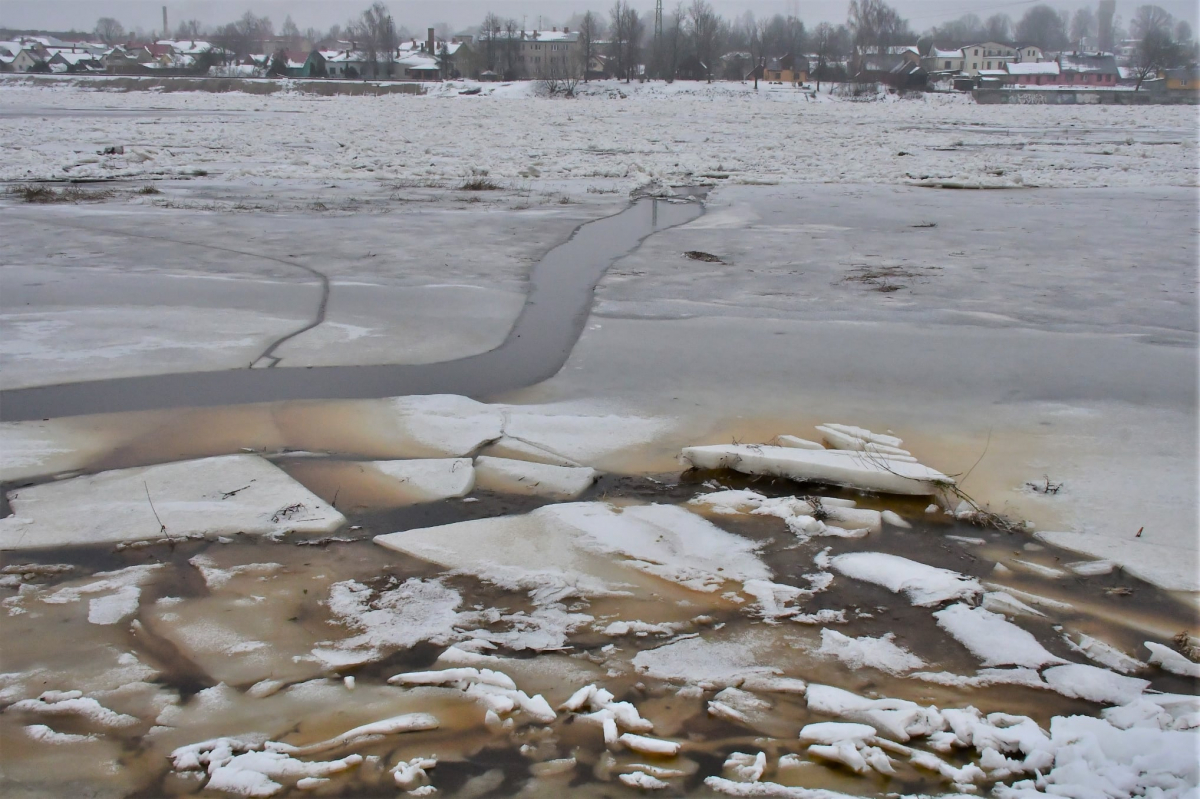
xmin=922 ymin=47 xmax=964 ymax=73
xmin=961 ymin=42 xmax=1017 ymax=75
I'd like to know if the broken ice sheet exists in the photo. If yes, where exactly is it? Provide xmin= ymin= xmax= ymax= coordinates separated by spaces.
xmin=374 ymin=501 xmax=772 ymax=610
xmin=140 ymin=553 xmax=338 ymax=686
xmin=0 ymin=454 xmax=344 ymax=550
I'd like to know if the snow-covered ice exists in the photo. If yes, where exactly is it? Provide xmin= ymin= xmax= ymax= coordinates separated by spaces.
xmin=472 ymin=456 xmax=598 ymax=500
xmin=681 ymin=443 xmax=952 ymax=495
xmin=830 ymin=552 xmax=982 ymax=606
xmin=0 ymin=454 xmax=344 ymax=549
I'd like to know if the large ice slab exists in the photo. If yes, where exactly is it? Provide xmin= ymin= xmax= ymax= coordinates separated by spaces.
xmin=680 ymin=444 xmax=951 ymax=495
xmin=0 ymin=454 xmax=344 ymax=550
xmin=375 ymin=501 xmax=770 ymax=602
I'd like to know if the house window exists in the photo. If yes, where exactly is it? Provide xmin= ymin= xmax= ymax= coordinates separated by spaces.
xmin=987 ymin=61 xmax=992 ymax=68
xmin=972 ymin=62 xmax=977 ymax=69
xmin=945 ymin=61 xmax=951 ymax=68
xmin=974 ymin=49 xmax=979 ymax=55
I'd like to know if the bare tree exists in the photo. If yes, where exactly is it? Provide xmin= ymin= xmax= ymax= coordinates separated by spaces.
xmin=479 ymin=13 xmax=502 ymax=71
xmin=538 ymin=52 xmax=582 ymax=95
xmin=501 ymin=18 xmax=521 ymax=79
xmin=578 ymin=11 xmax=600 ymax=80
xmin=665 ymin=2 xmax=686 ymax=81
xmin=95 ymin=17 xmax=126 ymax=45
xmin=983 ymin=13 xmax=1012 ymax=42
xmin=1097 ymin=0 xmax=1117 ymax=51
xmin=1015 ymin=4 xmax=1068 ymax=51
xmin=1130 ymin=6 xmax=1180 ymax=90
xmin=848 ymin=0 xmax=910 ymax=55
xmin=1070 ymin=7 xmax=1096 ymax=47
xmin=174 ymin=19 xmax=203 ymax=40
xmin=609 ymin=1 xmax=630 ymax=80
xmin=350 ymin=2 xmax=397 ymax=79
xmin=688 ymin=0 xmax=722 ymax=82
xmin=280 ymin=15 xmax=302 ymax=48
xmin=1130 ymin=4 xmax=1174 ymax=40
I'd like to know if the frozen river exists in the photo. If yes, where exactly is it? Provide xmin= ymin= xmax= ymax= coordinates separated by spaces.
xmin=0 ymin=82 xmax=1196 ymax=799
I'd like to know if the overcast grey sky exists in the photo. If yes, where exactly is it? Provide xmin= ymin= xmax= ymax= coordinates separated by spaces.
xmin=2 ymin=0 xmax=1196 ymax=37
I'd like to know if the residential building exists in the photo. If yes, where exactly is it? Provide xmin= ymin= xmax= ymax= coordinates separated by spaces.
xmin=855 ymin=53 xmax=927 ymax=87
xmin=922 ymin=47 xmax=964 ymax=73
xmin=962 ymin=42 xmax=1017 ymax=75
xmin=0 ymin=48 xmax=41 ymax=72
xmin=1005 ymin=60 xmax=1060 ymax=85
xmin=1057 ymin=52 xmax=1119 ymax=86
xmin=763 ymin=53 xmax=808 ymax=84
xmin=1161 ymin=65 xmax=1199 ymax=92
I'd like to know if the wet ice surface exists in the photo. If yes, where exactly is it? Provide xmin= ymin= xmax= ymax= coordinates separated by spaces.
xmin=0 ymin=433 xmax=1197 ymax=798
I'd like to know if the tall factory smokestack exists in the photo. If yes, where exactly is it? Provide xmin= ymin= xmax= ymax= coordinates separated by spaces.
xmin=163 ymin=6 xmax=169 ymax=38
xmin=427 ymin=27 xmax=435 ymax=56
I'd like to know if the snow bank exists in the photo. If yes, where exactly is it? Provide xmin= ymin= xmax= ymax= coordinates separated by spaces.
xmin=0 ymin=454 xmax=344 ymax=549
xmin=830 ymin=552 xmax=982 ymax=606
xmin=681 ymin=444 xmax=951 ymax=496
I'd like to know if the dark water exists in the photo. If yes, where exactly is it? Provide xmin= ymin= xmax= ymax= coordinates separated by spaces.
xmin=0 ymin=197 xmax=702 ymax=421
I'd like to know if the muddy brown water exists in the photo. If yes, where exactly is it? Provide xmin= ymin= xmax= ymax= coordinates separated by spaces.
xmin=2 ymin=465 xmax=1196 ymax=799
xmin=0 ymin=196 xmax=703 ymax=422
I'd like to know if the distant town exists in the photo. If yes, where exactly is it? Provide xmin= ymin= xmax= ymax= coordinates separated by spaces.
xmin=1 ymin=0 xmax=1197 ymax=98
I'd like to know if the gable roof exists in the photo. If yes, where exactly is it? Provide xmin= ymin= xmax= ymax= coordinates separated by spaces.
xmin=1058 ymin=52 xmax=1118 ymax=75
xmin=1007 ymin=61 xmax=1059 ymax=75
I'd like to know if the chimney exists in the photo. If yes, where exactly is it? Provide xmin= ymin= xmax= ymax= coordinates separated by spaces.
xmin=427 ymin=27 xmax=435 ymax=56
xmin=162 ymin=5 xmax=168 ymax=39
xmin=564 ymin=27 xmax=569 ymax=34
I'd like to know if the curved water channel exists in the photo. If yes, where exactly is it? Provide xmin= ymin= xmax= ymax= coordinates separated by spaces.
xmin=0 ymin=196 xmax=702 ymax=422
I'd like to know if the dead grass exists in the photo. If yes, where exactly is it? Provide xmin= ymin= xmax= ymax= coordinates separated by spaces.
xmin=136 ymin=184 xmax=162 ymax=195
xmin=459 ymin=176 xmax=502 ymax=191
xmin=9 ymin=184 xmax=116 ymax=204
xmin=684 ymin=250 xmax=724 ymax=263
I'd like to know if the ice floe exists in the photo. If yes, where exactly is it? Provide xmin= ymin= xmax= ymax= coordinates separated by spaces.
xmin=370 ymin=458 xmax=475 ymax=503
xmin=934 ymin=604 xmax=1066 ymax=668
xmin=375 ymin=501 xmax=770 ymax=603
xmin=681 ymin=443 xmax=952 ymax=496
xmin=690 ymin=490 xmax=882 ymax=540
xmin=815 ymin=629 xmax=924 ymax=675
xmin=473 ymin=456 xmax=598 ymax=500
xmin=0 ymin=454 xmax=344 ymax=550
xmin=830 ymin=552 xmax=982 ymax=606
xmin=1144 ymin=642 xmax=1200 ymax=677
xmin=314 ymin=578 xmax=465 ymax=667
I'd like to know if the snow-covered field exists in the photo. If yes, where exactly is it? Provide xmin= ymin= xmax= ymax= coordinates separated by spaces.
xmin=0 ymin=82 xmax=1196 ymax=799
xmin=1 ymin=79 xmax=1196 ymax=191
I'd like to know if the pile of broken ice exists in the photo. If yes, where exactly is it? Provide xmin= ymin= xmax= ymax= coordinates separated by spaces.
xmin=0 ymin=399 xmax=1196 ymax=798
